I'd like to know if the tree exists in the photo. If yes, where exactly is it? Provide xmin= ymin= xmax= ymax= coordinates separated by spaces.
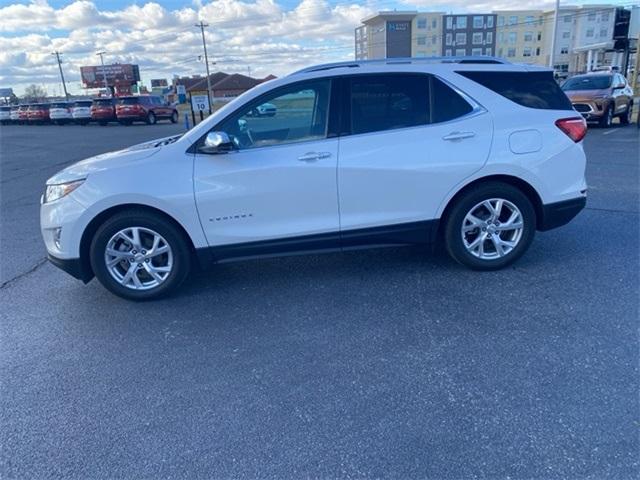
xmin=22 ymin=84 xmax=47 ymax=102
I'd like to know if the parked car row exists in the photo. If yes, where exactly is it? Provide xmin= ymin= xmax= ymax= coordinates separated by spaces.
xmin=0 ymin=96 xmax=179 ymax=126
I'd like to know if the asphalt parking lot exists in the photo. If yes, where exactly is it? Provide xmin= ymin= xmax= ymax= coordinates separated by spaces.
xmin=1 ymin=121 xmax=638 ymax=479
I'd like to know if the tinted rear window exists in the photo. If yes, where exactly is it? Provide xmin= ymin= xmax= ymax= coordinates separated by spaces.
xmin=73 ymin=101 xmax=92 ymax=107
xmin=431 ymin=77 xmax=474 ymax=123
xmin=457 ymin=71 xmax=573 ymax=110
xmin=349 ymin=74 xmax=430 ymax=135
xmin=117 ymin=97 xmax=140 ymax=105
xmin=562 ymin=75 xmax=612 ymax=91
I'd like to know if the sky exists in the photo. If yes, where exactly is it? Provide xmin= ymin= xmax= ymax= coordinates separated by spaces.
xmin=0 ymin=0 xmax=631 ymax=96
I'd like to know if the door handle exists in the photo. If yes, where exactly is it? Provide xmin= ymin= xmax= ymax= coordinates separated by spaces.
xmin=442 ymin=131 xmax=476 ymax=141
xmin=298 ymin=152 xmax=331 ymax=162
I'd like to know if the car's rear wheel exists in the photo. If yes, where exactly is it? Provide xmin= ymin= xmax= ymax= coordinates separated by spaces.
xmin=146 ymin=112 xmax=157 ymax=125
xmin=599 ymin=105 xmax=613 ymax=128
xmin=620 ymin=102 xmax=632 ymax=125
xmin=90 ymin=210 xmax=191 ymax=300
xmin=444 ymin=182 xmax=536 ymax=270
xmin=170 ymin=111 xmax=178 ymax=123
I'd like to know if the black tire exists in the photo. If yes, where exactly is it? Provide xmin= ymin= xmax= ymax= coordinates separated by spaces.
xmin=620 ymin=102 xmax=632 ymax=125
xmin=599 ymin=105 xmax=613 ymax=128
xmin=170 ymin=111 xmax=178 ymax=123
xmin=443 ymin=182 xmax=536 ymax=270
xmin=146 ymin=112 xmax=156 ymax=125
xmin=90 ymin=210 xmax=191 ymax=300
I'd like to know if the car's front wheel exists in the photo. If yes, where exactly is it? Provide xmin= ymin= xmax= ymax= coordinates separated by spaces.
xmin=620 ymin=102 xmax=632 ymax=125
xmin=90 ymin=210 xmax=191 ymax=300
xmin=170 ymin=111 xmax=178 ymax=123
xmin=146 ymin=112 xmax=157 ymax=125
xmin=444 ymin=182 xmax=536 ymax=270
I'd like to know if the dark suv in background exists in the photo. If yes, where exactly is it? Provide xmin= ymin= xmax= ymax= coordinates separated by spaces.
xmin=562 ymin=73 xmax=634 ymax=127
xmin=115 ymin=96 xmax=178 ymax=125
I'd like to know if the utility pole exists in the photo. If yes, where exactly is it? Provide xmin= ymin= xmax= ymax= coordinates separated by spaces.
xmin=51 ymin=51 xmax=69 ymax=100
xmin=548 ymin=0 xmax=560 ymax=70
xmin=96 ymin=51 xmax=110 ymax=96
xmin=195 ymin=21 xmax=213 ymax=114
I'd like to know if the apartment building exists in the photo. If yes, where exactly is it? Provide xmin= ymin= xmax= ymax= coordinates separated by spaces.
xmin=412 ymin=12 xmax=445 ymax=57
xmin=494 ymin=10 xmax=545 ymax=65
xmin=543 ymin=5 xmax=631 ymax=74
xmin=441 ymin=14 xmax=497 ymax=57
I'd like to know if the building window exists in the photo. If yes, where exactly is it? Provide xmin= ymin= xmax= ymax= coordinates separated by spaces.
xmin=560 ymin=46 xmax=569 ymax=54
xmin=586 ymin=28 xmax=594 ymax=38
xmin=455 ymin=48 xmax=466 ymax=56
xmin=498 ymin=32 xmax=504 ymax=43
xmin=485 ymin=47 xmax=492 ymax=56
xmin=497 ymin=16 xmax=504 ymax=27
xmin=507 ymin=48 xmax=516 ymax=57
xmin=456 ymin=33 xmax=467 ymax=45
xmin=417 ymin=18 xmax=426 ymax=29
xmin=509 ymin=16 xmax=517 ymax=26
xmin=536 ymin=47 xmax=541 ymax=56
xmin=497 ymin=47 xmax=503 ymax=57
xmin=432 ymin=35 xmax=437 ymax=44
xmin=587 ymin=12 xmax=596 ymax=21
xmin=523 ymin=47 xmax=532 ymax=57
xmin=537 ymin=32 xmax=542 ymax=41
xmin=508 ymin=32 xmax=517 ymax=45
xmin=473 ymin=32 xmax=483 ymax=44
xmin=601 ymin=12 xmax=610 ymax=22
xmin=562 ymin=31 xmax=570 ymax=39
xmin=446 ymin=17 xmax=453 ymax=29
xmin=472 ymin=48 xmax=483 ymax=56
xmin=563 ymin=15 xmax=571 ymax=23
xmin=486 ymin=32 xmax=493 ymax=44
xmin=457 ymin=16 xmax=467 ymax=28
xmin=487 ymin=16 xmax=494 ymax=28
xmin=417 ymin=36 xmax=426 ymax=45
xmin=446 ymin=33 xmax=453 ymax=46
xmin=599 ymin=28 xmax=608 ymax=37
xmin=432 ymin=19 xmax=437 ymax=29
xmin=524 ymin=31 xmax=533 ymax=42
xmin=445 ymin=48 xmax=452 ymax=56
xmin=473 ymin=16 xmax=484 ymax=28
xmin=525 ymin=15 xmax=535 ymax=25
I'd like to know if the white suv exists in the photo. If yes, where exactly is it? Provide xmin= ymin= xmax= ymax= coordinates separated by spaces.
xmin=41 ymin=58 xmax=587 ymax=300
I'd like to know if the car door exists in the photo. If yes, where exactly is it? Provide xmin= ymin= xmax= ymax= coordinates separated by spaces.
xmin=193 ymin=78 xmax=340 ymax=254
xmin=337 ymin=73 xmax=493 ymax=242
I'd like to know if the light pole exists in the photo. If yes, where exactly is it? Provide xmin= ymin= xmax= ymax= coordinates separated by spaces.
xmin=96 ymin=51 xmax=110 ymax=96
xmin=548 ymin=0 xmax=560 ymax=69
xmin=51 ymin=51 xmax=69 ymax=100
xmin=195 ymin=21 xmax=213 ymax=114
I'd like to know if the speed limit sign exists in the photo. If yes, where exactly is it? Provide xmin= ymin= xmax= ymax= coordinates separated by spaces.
xmin=191 ymin=94 xmax=210 ymax=112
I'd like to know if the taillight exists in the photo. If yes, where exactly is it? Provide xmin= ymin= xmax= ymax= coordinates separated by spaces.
xmin=555 ymin=117 xmax=587 ymax=143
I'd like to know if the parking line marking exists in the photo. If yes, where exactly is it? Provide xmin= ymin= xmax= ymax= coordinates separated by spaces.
xmin=602 ymin=129 xmax=620 ymax=136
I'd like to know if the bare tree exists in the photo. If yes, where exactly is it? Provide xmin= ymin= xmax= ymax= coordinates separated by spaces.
xmin=22 ymin=84 xmax=47 ymax=102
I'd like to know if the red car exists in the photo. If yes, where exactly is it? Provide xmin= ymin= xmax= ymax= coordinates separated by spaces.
xmin=17 ymin=105 xmax=30 ymax=124
xmin=27 ymin=104 xmax=50 ymax=124
xmin=115 ymin=96 xmax=178 ymax=125
xmin=91 ymin=98 xmax=116 ymax=126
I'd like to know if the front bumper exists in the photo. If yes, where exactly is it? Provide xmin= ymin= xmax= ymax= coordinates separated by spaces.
xmin=538 ymin=196 xmax=587 ymax=231
xmin=47 ymin=254 xmax=93 ymax=283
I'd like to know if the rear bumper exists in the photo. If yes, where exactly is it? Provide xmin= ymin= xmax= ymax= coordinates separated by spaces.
xmin=538 ymin=196 xmax=586 ymax=231
xmin=47 ymin=254 xmax=93 ymax=283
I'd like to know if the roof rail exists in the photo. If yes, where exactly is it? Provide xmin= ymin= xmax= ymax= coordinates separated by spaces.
xmin=290 ymin=56 xmax=510 ymax=75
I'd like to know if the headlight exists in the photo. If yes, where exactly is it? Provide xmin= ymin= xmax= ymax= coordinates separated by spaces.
xmin=44 ymin=179 xmax=85 ymax=204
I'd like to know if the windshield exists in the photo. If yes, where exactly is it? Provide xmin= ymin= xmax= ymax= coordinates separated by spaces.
xmin=562 ymin=75 xmax=612 ymax=91
xmin=73 ymin=101 xmax=92 ymax=107
xmin=50 ymin=103 xmax=69 ymax=108
xmin=93 ymin=99 xmax=113 ymax=106
xmin=117 ymin=97 xmax=139 ymax=105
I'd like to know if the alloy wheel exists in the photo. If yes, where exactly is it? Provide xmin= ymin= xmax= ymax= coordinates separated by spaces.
xmin=104 ymin=226 xmax=173 ymax=290
xmin=461 ymin=198 xmax=524 ymax=260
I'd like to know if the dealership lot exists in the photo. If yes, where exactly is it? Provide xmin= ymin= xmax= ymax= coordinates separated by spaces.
xmin=1 ymin=123 xmax=638 ymax=477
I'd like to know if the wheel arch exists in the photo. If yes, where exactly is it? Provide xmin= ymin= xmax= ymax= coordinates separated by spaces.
xmin=439 ymin=174 xmax=544 ymax=233
xmin=78 ymin=203 xmax=200 ymax=281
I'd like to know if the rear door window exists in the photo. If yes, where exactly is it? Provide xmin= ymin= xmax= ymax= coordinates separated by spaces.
xmin=458 ymin=70 xmax=573 ymax=110
xmin=430 ymin=77 xmax=474 ymax=123
xmin=348 ymin=74 xmax=430 ymax=135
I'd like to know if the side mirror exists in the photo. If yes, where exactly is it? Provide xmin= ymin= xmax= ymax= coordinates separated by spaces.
xmin=200 ymin=131 xmax=235 ymax=154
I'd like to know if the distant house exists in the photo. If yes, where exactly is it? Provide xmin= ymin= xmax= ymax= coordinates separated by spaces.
xmin=174 ymin=71 xmax=276 ymax=102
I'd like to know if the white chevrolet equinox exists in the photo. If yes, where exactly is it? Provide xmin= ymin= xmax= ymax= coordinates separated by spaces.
xmin=41 ymin=57 xmax=588 ymax=300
